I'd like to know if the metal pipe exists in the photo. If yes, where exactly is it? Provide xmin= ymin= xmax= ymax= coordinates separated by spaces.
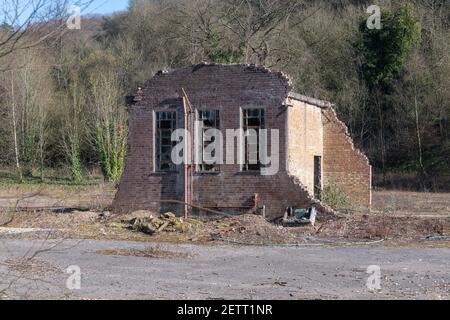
xmin=182 ymin=96 xmax=189 ymax=219
xmin=205 ymin=206 xmax=254 ymax=209
xmin=157 ymin=200 xmax=233 ymax=216
xmin=181 ymin=88 xmax=194 ymax=220
xmin=189 ymin=98 xmax=194 ymax=216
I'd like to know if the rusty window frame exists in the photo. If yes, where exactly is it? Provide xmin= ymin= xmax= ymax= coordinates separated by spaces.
xmin=243 ymin=108 xmax=265 ymax=171
xmin=197 ymin=110 xmax=220 ymax=172
xmin=156 ymin=111 xmax=177 ymax=172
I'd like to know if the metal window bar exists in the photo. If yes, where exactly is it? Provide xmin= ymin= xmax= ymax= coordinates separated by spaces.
xmin=198 ymin=110 xmax=220 ymax=172
xmin=156 ymin=111 xmax=176 ymax=171
xmin=243 ymin=109 xmax=265 ymax=171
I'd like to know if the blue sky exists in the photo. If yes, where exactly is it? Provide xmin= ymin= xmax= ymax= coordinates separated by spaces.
xmin=82 ymin=0 xmax=129 ymax=16
xmin=4 ymin=0 xmax=130 ymax=25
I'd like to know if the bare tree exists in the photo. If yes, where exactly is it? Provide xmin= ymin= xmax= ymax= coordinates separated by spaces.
xmin=89 ymin=69 xmax=128 ymax=183
xmin=218 ymin=0 xmax=307 ymax=64
xmin=8 ymin=69 xmax=21 ymax=181
xmin=4 ymin=49 xmax=54 ymax=180
xmin=60 ymin=74 xmax=85 ymax=182
xmin=0 ymin=0 xmax=94 ymax=63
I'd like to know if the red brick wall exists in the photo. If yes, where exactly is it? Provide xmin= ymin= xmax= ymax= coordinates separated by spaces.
xmin=322 ymin=107 xmax=372 ymax=209
xmin=112 ymin=64 xmax=357 ymax=218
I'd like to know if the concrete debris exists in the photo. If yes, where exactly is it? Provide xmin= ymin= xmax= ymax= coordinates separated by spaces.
xmin=123 ymin=212 xmax=185 ymax=235
xmin=128 ymin=210 xmax=155 ymax=220
xmin=162 ymin=212 xmax=176 ymax=219
xmin=98 ymin=211 xmax=111 ymax=220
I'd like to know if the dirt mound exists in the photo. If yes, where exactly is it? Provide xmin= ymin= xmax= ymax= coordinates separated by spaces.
xmin=210 ymin=214 xmax=314 ymax=244
xmin=114 ymin=212 xmax=316 ymax=244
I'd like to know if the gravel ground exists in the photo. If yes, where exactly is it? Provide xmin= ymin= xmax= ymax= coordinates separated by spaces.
xmin=0 ymin=239 xmax=448 ymax=300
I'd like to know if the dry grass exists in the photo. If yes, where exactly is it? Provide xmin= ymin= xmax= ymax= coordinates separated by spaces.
xmin=0 ymin=180 xmax=113 ymax=197
xmin=0 ymin=180 xmax=115 ymax=212
xmin=315 ymin=214 xmax=449 ymax=243
xmin=3 ymin=258 xmax=62 ymax=276
xmin=3 ymin=210 xmax=99 ymax=229
xmin=96 ymin=246 xmax=193 ymax=259
xmin=372 ymin=191 xmax=450 ymax=216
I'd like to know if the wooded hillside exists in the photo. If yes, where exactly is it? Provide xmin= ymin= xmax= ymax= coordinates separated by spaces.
xmin=0 ymin=0 xmax=448 ymax=190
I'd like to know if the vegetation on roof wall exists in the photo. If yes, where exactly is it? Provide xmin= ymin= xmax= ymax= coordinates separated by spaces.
xmin=0 ymin=0 xmax=448 ymax=190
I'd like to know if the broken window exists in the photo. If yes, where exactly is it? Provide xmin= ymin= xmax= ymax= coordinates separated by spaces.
xmin=314 ymin=156 xmax=322 ymax=199
xmin=243 ymin=108 xmax=265 ymax=171
xmin=198 ymin=110 xmax=220 ymax=172
xmin=156 ymin=111 xmax=177 ymax=171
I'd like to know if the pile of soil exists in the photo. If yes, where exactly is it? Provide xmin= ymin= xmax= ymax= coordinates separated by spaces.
xmin=107 ymin=212 xmax=317 ymax=244
xmin=208 ymin=214 xmax=314 ymax=244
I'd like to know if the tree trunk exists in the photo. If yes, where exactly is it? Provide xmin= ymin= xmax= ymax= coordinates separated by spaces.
xmin=414 ymin=84 xmax=426 ymax=176
xmin=10 ymin=71 xmax=22 ymax=182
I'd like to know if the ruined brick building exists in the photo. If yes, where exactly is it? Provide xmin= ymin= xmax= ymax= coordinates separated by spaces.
xmin=112 ymin=64 xmax=372 ymax=218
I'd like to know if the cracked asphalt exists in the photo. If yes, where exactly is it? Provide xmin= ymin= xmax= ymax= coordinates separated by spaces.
xmin=0 ymin=239 xmax=448 ymax=299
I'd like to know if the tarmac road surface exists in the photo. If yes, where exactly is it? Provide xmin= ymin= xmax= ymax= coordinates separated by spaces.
xmin=0 ymin=239 xmax=448 ymax=300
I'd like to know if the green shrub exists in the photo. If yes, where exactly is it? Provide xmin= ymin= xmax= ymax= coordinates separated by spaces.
xmin=355 ymin=4 xmax=421 ymax=90
xmin=321 ymin=184 xmax=352 ymax=211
